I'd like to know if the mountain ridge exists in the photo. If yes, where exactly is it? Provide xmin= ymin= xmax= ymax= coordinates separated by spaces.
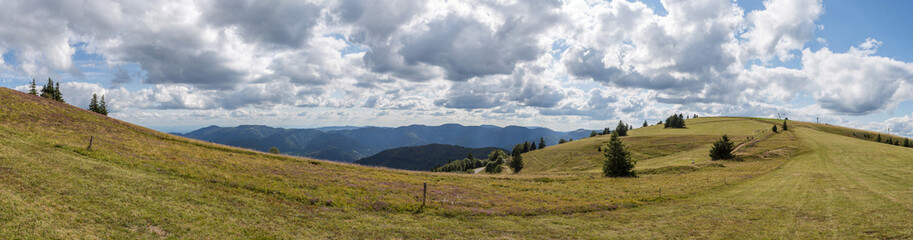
xmin=177 ymin=123 xmax=591 ymax=163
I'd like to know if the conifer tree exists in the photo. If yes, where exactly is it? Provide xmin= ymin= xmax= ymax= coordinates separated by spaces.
xmin=99 ymin=95 xmax=107 ymax=115
xmin=28 ymin=79 xmax=37 ymax=95
xmin=590 ymin=130 xmax=598 ymax=137
xmin=559 ymin=138 xmax=567 ymax=144
xmin=54 ymin=82 xmax=63 ymax=102
xmin=643 ymin=120 xmax=648 ymax=127
xmin=710 ymin=135 xmax=735 ymax=160
xmin=905 ymin=138 xmax=911 ymax=148
xmin=89 ymin=93 xmax=99 ymax=113
xmin=772 ymin=125 xmax=778 ymax=133
xmin=876 ymin=134 xmax=882 ymax=142
xmin=539 ymin=137 xmax=546 ymax=149
xmin=603 ymin=132 xmax=635 ymax=177
xmin=467 ymin=152 xmax=475 ymax=160
xmin=615 ymin=120 xmax=629 ymax=136
xmin=40 ymin=78 xmax=55 ymax=99
xmin=510 ymin=144 xmax=524 ymax=173
xmin=782 ymin=120 xmax=788 ymax=131
xmin=664 ymin=113 xmax=686 ymax=128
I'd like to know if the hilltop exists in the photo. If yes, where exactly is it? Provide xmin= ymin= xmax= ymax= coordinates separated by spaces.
xmin=2 ymin=87 xmax=913 ymax=238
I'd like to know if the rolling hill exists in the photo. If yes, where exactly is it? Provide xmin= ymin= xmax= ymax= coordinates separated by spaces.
xmin=2 ymin=86 xmax=913 ymax=238
xmin=354 ymin=144 xmax=502 ymax=171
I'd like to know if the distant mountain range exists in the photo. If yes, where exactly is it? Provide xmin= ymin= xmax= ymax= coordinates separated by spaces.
xmin=355 ymin=144 xmax=502 ymax=171
xmin=177 ymin=124 xmax=592 ymax=164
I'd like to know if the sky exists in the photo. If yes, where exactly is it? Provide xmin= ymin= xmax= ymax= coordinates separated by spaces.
xmin=2 ymin=0 xmax=913 ymax=135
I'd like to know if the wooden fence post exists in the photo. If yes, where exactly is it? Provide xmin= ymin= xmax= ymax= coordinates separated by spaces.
xmin=421 ymin=182 xmax=427 ymax=211
xmin=87 ymin=136 xmax=94 ymax=150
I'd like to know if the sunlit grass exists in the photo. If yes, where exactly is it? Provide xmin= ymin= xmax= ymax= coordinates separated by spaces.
xmin=3 ymin=88 xmax=912 ymax=238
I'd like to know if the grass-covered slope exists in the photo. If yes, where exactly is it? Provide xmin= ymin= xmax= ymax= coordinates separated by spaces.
xmin=2 ymin=87 xmax=912 ymax=238
xmin=523 ymin=117 xmax=776 ymax=173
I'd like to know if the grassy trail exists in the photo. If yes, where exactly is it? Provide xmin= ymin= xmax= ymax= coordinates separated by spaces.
xmin=595 ymin=127 xmax=913 ymax=238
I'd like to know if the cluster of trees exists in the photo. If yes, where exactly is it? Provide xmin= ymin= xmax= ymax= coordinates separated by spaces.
xmin=432 ymin=149 xmax=516 ymax=173
xmin=709 ymin=135 xmax=735 ymax=160
xmin=88 ymin=93 xmax=108 ymax=116
xmin=28 ymin=78 xmax=111 ymax=116
xmin=873 ymin=134 xmax=913 ymax=147
xmin=268 ymin=147 xmax=280 ymax=154
xmin=603 ymin=132 xmax=636 ymax=177
xmin=29 ymin=78 xmax=64 ymax=102
xmin=483 ymin=150 xmax=508 ymax=173
xmin=664 ymin=113 xmax=686 ymax=128
xmin=591 ymin=120 xmax=634 ymax=137
xmin=558 ymin=138 xmax=573 ymax=144
xmin=514 ymin=140 xmax=539 ymax=153
xmin=773 ymin=119 xmax=789 ymax=133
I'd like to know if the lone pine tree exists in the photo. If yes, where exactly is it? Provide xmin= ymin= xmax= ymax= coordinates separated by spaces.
xmin=710 ymin=135 xmax=735 ymax=160
xmin=603 ymin=132 xmax=635 ymax=177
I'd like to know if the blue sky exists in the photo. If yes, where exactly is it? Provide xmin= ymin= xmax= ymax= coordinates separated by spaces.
xmin=2 ymin=0 xmax=913 ymax=136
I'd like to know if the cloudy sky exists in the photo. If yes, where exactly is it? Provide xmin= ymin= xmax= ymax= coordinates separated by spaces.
xmin=2 ymin=0 xmax=913 ymax=135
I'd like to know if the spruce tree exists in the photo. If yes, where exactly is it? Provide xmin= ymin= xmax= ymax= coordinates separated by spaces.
xmin=876 ymin=134 xmax=882 ymax=142
xmin=709 ymin=135 xmax=735 ymax=160
xmin=905 ymin=138 xmax=911 ymax=148
xmin=782 ymin=120 xmax=788 ymax=131
xmin=28 ymin=79 xmax=37 ymax=95
xmin=603 ymin=132 xmax=635 ymax=177
xmin=539 ymin=137 xmax=546 ymax=149
xmin=772 ymin=125 xmax=778 ymax=133
xmin=54 ymin=82 xmax=63 ymax=102
xmin=40 ymin=78 xmax=55 ymax=99
xmin=510 ymin=145 xmax=524 ymax=173
xmin=590 ymin=130 xmax=598 ymax=137
xmin=99 ymin=95 xmax=107 ymax=115
xmin=467 ymin=152 xmax=475 ymax=160
xmin=89 ymin=94 xmax=99 ymax=113
xmin=643 ymin=120 xmax=648 ymax=127
xmin=615 ymin=120 xmax=628 ymax=136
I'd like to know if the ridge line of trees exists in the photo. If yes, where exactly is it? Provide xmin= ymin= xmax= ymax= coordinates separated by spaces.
xmin=88 ymin=93 xmax=108 ymax=116
xmin=30 ymin=78 xmax=65 ymax=102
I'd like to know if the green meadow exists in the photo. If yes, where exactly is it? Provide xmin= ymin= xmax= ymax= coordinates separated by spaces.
xmin=1 ymin=87 xmax=912 ymax=239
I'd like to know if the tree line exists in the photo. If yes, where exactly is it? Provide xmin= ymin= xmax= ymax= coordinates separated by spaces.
xmin=28 ymin=78 xmax=109 ymax=115
xmin=29 ymin=78 xmax=64 ymax=102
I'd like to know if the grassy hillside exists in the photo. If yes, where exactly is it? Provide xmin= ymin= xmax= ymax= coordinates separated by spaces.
xmin=522 ymin=117 xmax=774 ymax=173
xmin=2 ymin=87 xmax=912 ymax=238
